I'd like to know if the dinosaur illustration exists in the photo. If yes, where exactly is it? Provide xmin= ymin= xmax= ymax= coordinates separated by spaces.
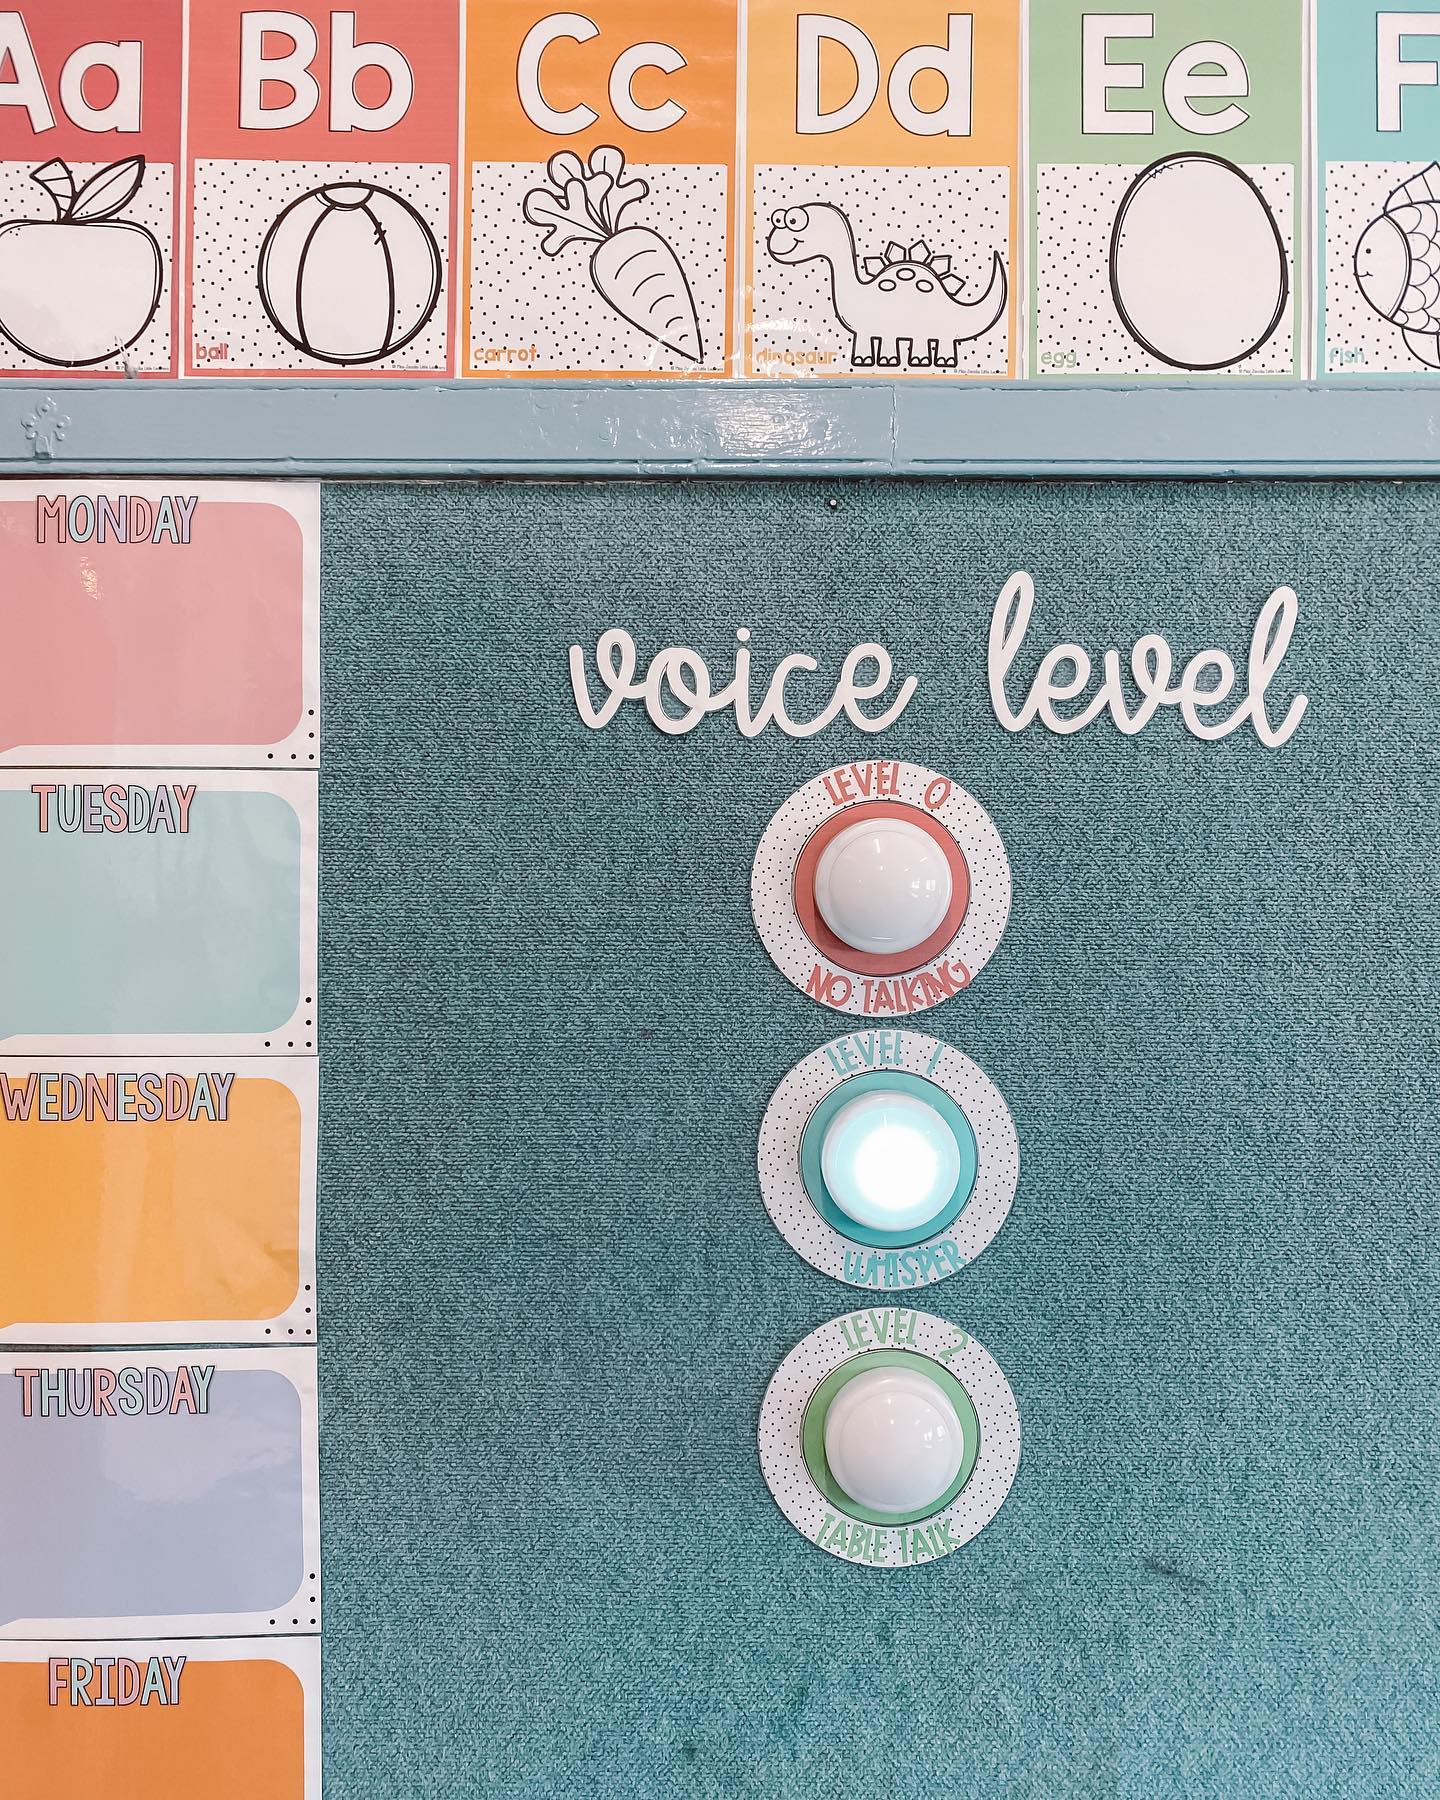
xmin=766 ymin=203 xmax=1007 ymax=369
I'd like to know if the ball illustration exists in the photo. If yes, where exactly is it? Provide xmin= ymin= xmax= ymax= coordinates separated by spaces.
xmin=257 ymin=183 xmax=442 ymax=366
xmin=1109 ymin=154 xmax=1289 ymax=372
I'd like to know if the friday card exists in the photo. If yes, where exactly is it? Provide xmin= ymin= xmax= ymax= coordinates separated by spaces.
xmin=746 ymin=0 xmax=1020 ymax=378
xmin=465 ymin=0 xmax=737 ymax=376
xmin=0 ymin=1351 xmax=321 ymax=1639
xmin=0 ymin=482 xmax=319 ymax=767
xmin=186 ymin=1 xmax=460 ymax=376
xmin=0 ymin=1058 xmax=317 ymax=1346
xmin=0 ymin=4 xmax=181 ymax=378
xmin=1315 ymin=3 xmax=1440 ymax=375
xmin=1028 ymin=1 xmax=1306 ymax=377
xmin=0 ymin=770 xmax=317 ymax=1057
xmin=0 ymin=1638 xmax=321 ymax=1800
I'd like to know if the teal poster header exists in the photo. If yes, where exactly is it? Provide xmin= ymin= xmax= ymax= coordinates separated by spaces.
xmin=1316 ymin=4 xmax=1440 ymax=158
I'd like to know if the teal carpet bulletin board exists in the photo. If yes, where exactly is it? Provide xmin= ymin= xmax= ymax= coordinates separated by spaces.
xmin=318 ymin=478 xmax=1439 ymax=1798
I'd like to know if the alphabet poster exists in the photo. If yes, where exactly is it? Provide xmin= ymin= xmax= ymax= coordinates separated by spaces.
xmin=1315 ymin=3 xmax=1440 ymax=375
xmin=185 ymin=0 xmax=459 ymax=375
xmin=1027 ymin=0 xmax=1305 ymax=377
xmin=0 ymin=3 xmax=181 ymax=378
xmin=0 ymin=1638 xmax=321 ymax=1800
xmin=464 ymin=0 xmax=737 ymax=375
xmin=746 ymin=0 xmax=1020 ymax=378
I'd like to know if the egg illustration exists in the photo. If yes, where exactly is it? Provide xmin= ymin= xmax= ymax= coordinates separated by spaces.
xmin=1354 ymin=165 xmax=1440 ymax=368
xmin=257 ymin=183 xmax=442 ymax=366
xmin=1109 ymin=154 xmax=1289 ymax=371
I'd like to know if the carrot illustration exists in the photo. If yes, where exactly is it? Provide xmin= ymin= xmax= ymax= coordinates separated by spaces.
xmin=523 ymin=146 xmax=703 ymax=364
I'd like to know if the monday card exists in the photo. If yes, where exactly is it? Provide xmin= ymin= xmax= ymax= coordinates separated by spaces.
xmin=0 ymin=771 xmax=317 ymax=1057
xmin=465 ymin=0 xmax=737 ymax=375
xmin=0 ymin=1351 xmax=320 ymax=1639
xmin=0 ymin=4 xmax=181 ymax=377
xmin=186 ymin=0 xmax=459 ymax=375
xmin=0 ymin=1638 xmax=320 ymax=1800
xmin=746 ymin=0 xmax=1020 ymax=378
xmin=0 ymin=1058 xmax=317 ymax=1346
xmin=1028 ymin=0 xmax=1306 ymax=377
xmin=1315 ymin=3 xmax=1440 ymax=375
xmin=0 ymin=482 xmax=318 ymax=767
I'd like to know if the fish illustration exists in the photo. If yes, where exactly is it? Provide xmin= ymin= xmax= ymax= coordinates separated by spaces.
xmin=1354 ymin=164 xmax=1440 ymax=368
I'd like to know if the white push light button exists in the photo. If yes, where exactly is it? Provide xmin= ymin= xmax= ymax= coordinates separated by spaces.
xmin=820 ymin=1090 xmax=962 ymax=1234
xmin=814 ymin=817 xmax=952 ymax=956
xmin=823 ymin=1368 xmax=964 ymax=1517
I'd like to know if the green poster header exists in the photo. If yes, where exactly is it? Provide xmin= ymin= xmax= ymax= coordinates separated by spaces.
xmin=1029 ymin=0 xmax=1305 ymax=165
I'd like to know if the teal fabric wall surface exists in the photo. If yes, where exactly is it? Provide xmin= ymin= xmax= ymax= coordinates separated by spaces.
xmin=318 ymin=480 xmax=1439 ymax=1799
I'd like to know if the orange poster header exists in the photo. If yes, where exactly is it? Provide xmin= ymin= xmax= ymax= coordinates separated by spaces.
xmin=467 ymin=0 xmax=739 ymax=165
xmin=747 ymin=0 xmax=1021 ymax=167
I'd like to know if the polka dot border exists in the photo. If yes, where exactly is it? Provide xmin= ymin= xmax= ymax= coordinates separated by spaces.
xmin=758 ymin=1309 xmax=1021 ymax=1567
xmin=758 ymin=1030 xmax=1018 ymax=1290
xmin=751 ymin=763 xmax=1011 ymax=1017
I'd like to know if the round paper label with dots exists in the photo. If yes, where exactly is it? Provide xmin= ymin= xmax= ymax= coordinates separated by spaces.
xmin=759 ymin=1029 xmax=1018 ymax=1290
xmin=752 ymin=760 xmax=1011 ymax=1017
xmin=759 ymin=1309 xmax=1020 ymax=1568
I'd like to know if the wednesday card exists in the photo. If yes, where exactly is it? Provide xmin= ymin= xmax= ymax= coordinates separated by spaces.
xmin=746 ymin=0 xmax=1020 ymax=378
xmin=0 ymin=1638 xmax=320 ymax=1800
xmin=0 ymin=771 xmax=317 ymax=1057
xmin=0 ymin=482 xmax=319 ymax=767
xmin=0 ymin=1058 xmax=317 ymax=1346
xmin=1028 ymin=0 xmax=1306 ymax=377
xmin=0 ymin=1351 xmax=320 ymax=1639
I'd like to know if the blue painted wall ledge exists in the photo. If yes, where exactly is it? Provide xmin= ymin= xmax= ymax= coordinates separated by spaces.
xmin=4 ymin=381 xmax=1440 ymax=478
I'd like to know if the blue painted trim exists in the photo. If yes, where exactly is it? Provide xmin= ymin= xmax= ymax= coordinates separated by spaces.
xmin=3 ymin=380 xmax=1440 ymax=477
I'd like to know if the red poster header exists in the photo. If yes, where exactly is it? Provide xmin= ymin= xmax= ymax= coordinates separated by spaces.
xmin=0 ymin=3 xmax=182 ymax=160
xmin=187 ymin=2 xmax=460 ymax=160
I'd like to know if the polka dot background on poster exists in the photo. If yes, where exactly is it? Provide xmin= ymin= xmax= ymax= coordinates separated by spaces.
xmin=1034 ymin=163 xmax=1295 ymax=375
xmin=751 ymin=165 xmax=1011 ymax=378
xmin=751 ymin=762 xmax=1011 ymax=1018
xmin=190 ymin=161 xmax=451 ymax=372
xmin=758 ymin=1309 xmax=1021 ymax=1567
xmin=1323 ymin=163 xmax=1440 ymax=376
xmin=0 ymin=162 xmax=174 ymax=374
xmin=759 ymin=1031 xmax=1018 ymax=1290
xmin=469 ymin=163 xmax=728 ymax=374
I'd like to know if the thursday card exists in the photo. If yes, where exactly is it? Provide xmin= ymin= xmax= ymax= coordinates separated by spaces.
xmin=0 ymin=1351 xmax=320 ymax=1640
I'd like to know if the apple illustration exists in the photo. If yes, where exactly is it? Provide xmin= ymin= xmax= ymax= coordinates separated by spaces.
xmin=0 ymin=157 xmax=161 ymax=368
